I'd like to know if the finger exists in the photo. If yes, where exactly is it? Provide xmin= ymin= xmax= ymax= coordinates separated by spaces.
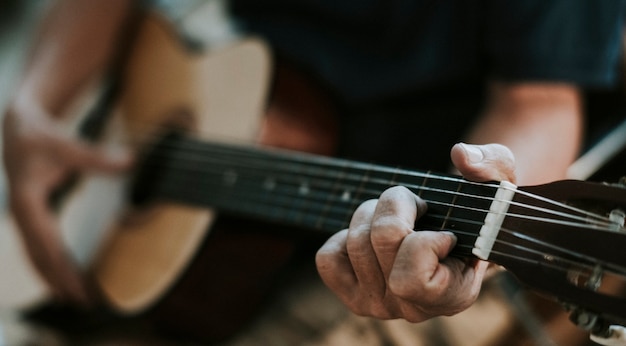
xmin=316 ymin=229 xmax=358 ymax=298
xmin=345 ymin=199 xmax=385 ymax=290
xmin=389 ymin=231 xmax=481 ymax=315
xmin=10 ymin=185 xmax=92 ymax=305
xmin=450 ymin=143 xmax=516 ymax=183
xmin=45 ymin=133 xmax=133 ymax=173
xmin=370 ymin=186 xmax=426 ymax=279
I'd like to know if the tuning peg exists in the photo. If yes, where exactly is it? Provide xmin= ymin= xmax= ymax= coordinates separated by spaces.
xmin=569 ymin=308 xmax=609 ymax=334
xmin=590 ymin=325 xmax=626 ymax=346
xmin=609 ymin=209 xmax=626 ymax=232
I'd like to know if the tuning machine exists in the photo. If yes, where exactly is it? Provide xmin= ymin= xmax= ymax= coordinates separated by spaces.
xmin=605 ymin=177 xmax=626 ymax=232
xmin=590 ymin=324 xmax=626 ymax=346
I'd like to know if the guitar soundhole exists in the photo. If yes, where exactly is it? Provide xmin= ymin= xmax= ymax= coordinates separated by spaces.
xmin=130 ymin=131 xmax=184 ymax=206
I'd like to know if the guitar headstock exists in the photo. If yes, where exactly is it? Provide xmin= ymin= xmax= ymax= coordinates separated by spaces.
xmin=488 ymin=178 xmax=626 ymax=334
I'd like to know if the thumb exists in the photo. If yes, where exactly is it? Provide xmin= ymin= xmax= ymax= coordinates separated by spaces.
xmin=49 ymin=135 xmax=133 ymax=173
xmin=450 ymin=143 xmax=516 ymax=183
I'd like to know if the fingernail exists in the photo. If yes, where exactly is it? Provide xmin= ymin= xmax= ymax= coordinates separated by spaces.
xmin=460 ymin=143 xmax=483 ymax=163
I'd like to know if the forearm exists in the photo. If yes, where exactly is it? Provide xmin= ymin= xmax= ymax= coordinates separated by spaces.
xmin=15 ymin=0 xmax=134 ymax=115
xmin=465 ymin=82 xmax=583 ymax=185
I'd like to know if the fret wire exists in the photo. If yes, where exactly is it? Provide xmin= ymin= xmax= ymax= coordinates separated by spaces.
xmin=156 ymin=137 xmax=504 ymax=189
xmin=159 ymin=171 xmax=373 ymax=232
xmin=389 ymin=166 xmax=401 ymax=186
xmin=159 ymin=164 xmax=446 ymax=231
xmin=189 ymin=183 xmax=626 ymax=276
xmin=159 ymin=176 xmax=626 ymax=276
xmin=155 ymin=164 xmax=626 ymax=276
xmin=159 ymin=172 xmax=484 ymax=244
xmin=146 ymin=157 xmax=607 ymax=230
xmin=441 ymin=181 xmax=463 ymax=230
xmin=155 ymin=137 xmax=616 ymax=225
xmin=158 ymin=164 xmax=489 ymax=235
xmin=315 ymin=160 xmax=350 ymax=230
xmin=343 ymin=161 xmax=371 ymax=225
xmin=143 ymin=139 xmax=615 ymax=229
xmin=155 ymin=150 xmax=501 ymax=206
xmin=159 ymin=161 xmax=618 ymax=246
xmin=418 ymin=170 xmax=430 ymax=199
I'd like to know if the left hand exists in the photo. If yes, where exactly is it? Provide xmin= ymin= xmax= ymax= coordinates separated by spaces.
xmin=315 ymin=143 xmax=516 ymax=322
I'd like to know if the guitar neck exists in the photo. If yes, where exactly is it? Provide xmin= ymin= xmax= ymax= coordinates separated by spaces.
xmin=132 ymin=135 xmax=499 ymax=257
xmin=130 ymin=134 xmax=626 ymax=327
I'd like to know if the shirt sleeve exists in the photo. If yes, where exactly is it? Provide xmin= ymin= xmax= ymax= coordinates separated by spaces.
xmin=484 ymin=0 xmax=626 ymax=88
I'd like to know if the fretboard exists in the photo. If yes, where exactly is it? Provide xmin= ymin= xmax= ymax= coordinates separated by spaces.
xmin=132 ymin=135 xmax=501 ymax=258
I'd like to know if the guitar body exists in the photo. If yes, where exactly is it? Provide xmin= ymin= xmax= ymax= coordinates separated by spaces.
xmin=0 ymin=12 xmax=280 ymax=335
xmin=89 ymin=15 xmax=270 ymax=313
xmin=86 ymin=14 xmax=339 ymax=341
xmin=15 ymin=13 xmax=335 ymax=342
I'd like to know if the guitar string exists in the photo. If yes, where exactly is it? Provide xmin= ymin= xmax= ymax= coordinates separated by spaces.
xmin=143 ymin=148 xmax=626 ymax=271
xmin=157 ymin=156 xmax=617 ymax=233
xmin=204 ymin=144 xmax=618 ymax=224
xmin=139 ymin=141 xmax=619 ymax=230
xmin=151 ymin=163 xmax=626 ymax=279
xmin=144 ymin=153 xmax=619 ymax=234
xmin=109 ymin=132 xmax=624 ymax=278
xmin=92 ymin=112 xmax=626 ymax=291
xmin=156 ymin=137 xmax=618 ymax=224
xmin=106 ymin=125 xmax=616 ymax=226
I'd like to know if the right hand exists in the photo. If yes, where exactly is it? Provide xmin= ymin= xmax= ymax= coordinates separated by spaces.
xmin=2 ymin=101 xmax=131 ymax=306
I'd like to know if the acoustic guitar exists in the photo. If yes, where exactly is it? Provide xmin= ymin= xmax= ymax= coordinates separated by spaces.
xmin=2 ymin=12 xmax=626 ymax=344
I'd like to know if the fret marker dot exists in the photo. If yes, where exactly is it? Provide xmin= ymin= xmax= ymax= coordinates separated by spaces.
xmin=223 ymin=170 xmax=237 ymax=185
xmin=341 ymin=190 xmax=351 ymax=202
xmin=299 ymin=183 xmax=310 ymax=195
xmin=263 ymin=178 xmax=276 ymax=190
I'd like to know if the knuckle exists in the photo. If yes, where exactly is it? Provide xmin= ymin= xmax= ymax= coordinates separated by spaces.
xmin=348 ymin=222 xmax=371 ymax=236
xmin=350 ymin=199 xmax=378 ymax=222
xmin=355 ymin=300 xmax=392 ymax=319
xmin=387 ymin=275 xmax=412 ymax=298
xmin=314 ymin=247 xmax=334 ymax=270
xmin=346 ymin=223 xmax=372 ymax=255
xmin=315 ymin=230 xmax=348 ymax=271
xmin=358 ymin=199 xmax=379 ymax=211
xmin=349 ymin=302 xmax=370 ymax=317
xmin=371 ymin=214 xmax=411 ymax=231
xmin=378 ymin=186 xmax=413 ymax=206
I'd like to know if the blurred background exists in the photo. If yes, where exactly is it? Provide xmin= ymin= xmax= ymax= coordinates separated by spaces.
xmin=1 ymin=1 xmax=625 ymax=345
xmin=0 ymin=3 xmax=74 ymax=344
xmin=0 ymin=0 xmax=45 ymax=214
xmin=0 ymin=2 xmax=48 ymax=344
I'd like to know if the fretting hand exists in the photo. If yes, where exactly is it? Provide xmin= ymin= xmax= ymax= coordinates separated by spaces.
xmin=315 ymin=143 xmax=516 ymax=321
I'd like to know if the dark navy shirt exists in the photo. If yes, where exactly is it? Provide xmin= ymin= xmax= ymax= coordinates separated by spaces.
xmin=231 ymin=1 xmax=624 ymax=102
xmin=230 ymin=0 xmax=625 ymax=169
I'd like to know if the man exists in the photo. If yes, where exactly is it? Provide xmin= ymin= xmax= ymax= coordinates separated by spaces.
xmin=3 ymin=0 xmax=624 ymax=343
